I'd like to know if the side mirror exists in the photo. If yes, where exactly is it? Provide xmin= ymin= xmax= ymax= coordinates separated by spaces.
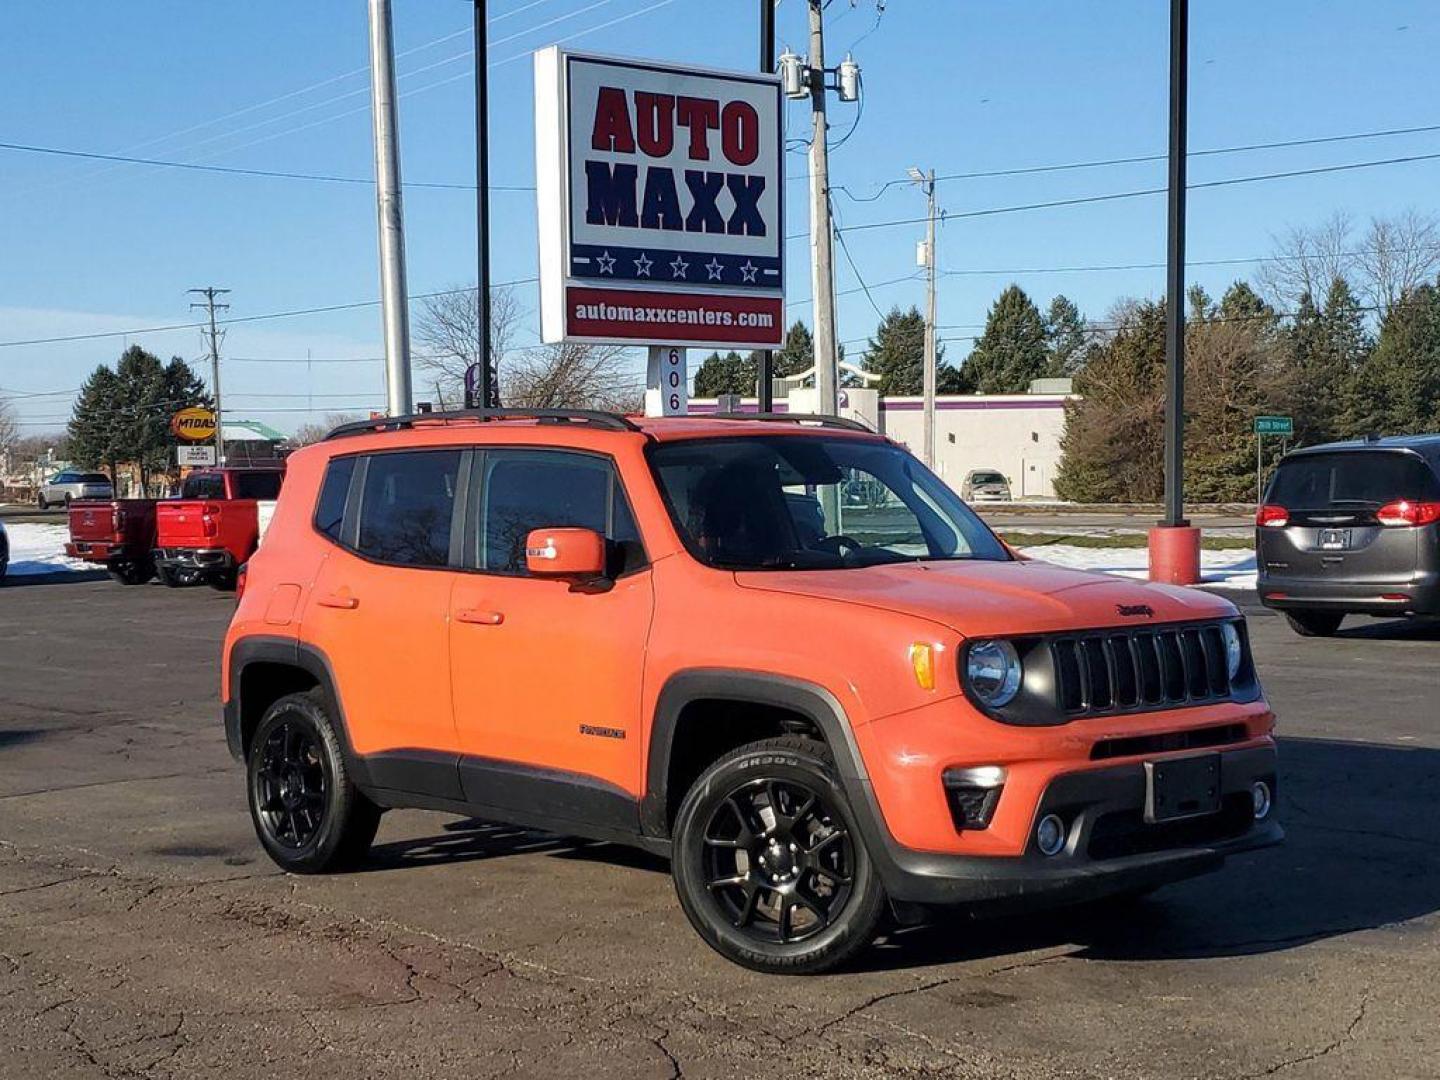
xmin=525 ymin=527 xmax=607 ymax=578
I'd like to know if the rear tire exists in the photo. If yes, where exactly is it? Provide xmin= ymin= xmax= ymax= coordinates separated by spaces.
xmin=36 ymin=494 xmax=47 ymax=510
xmin=671 ymin=736 xmax=886 ymax=974
xmin=246 ymin=690 xmax=381 ymax=874
xmin=108 ymin=560 xmax=155 ymax=586
xmin=1285 ymin=611 xmax=1344 ymax=637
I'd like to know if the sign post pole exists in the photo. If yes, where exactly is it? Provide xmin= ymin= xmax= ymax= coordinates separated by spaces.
xmin=645 ymin=346 xmax=688 ymax=417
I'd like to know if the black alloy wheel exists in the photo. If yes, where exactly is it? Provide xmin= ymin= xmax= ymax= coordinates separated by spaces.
xmin=701 ymin=777 xmax=855 ymax=945
xmin=252 ymin=720 xmax=328 ymax=851
xmin=672 ymin=736 xmax=886 ymax=974
xmin=245 ymin=690 xmax=380 ymax=873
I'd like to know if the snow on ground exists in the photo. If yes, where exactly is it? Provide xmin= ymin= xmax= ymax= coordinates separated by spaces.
xmin=1017 ymin=544 xmax=1258 ymax=591
xmin=3 ymin=524 xmax=90 ymax=577
xmin=1 ymin=520 xmax=1259 ymax=590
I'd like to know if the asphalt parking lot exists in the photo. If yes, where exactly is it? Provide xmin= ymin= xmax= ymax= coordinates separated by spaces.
xmin=2 ymin=579 xmax=1438 ymax=1079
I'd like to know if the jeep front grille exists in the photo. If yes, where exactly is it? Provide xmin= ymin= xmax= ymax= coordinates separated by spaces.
xmin=1051 ymin=624 xmax=1234 ymax=718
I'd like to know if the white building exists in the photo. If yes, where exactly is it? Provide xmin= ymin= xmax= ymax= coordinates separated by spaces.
xmin=690 ymin=381 xmax=1074 ymax=500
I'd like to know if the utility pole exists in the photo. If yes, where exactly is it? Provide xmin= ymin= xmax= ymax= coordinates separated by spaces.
xmin=757 ymin=0 xmax=776 ymax=412
xmin=806 ymin=0 xmax=838 ymax=417
xmin=910 ymin=168 xmax=938 ymax=469
xmin=368 ymin=0 xmax=413 ymax=416
xmin=473 ymin=0 xmax=497 ymax=409
xmin=189 ymin=287 xmax=229 ymax=466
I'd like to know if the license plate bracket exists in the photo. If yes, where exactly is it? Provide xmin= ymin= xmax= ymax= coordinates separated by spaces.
xmin=1319 ymin=528 xmax=1348 ymax=550
xmin=1144 ymin=753 xmax=1221 ymax=824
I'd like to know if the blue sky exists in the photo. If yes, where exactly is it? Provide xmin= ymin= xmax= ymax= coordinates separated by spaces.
xmin=2 ymin=0 xmax=1436 ymax=435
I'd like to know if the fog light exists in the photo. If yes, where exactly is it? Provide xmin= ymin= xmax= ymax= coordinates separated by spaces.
xmin=1036 ymin=813 xmax=1067 ymax=856
xmin=1251 ymin=781 xmax=1273 ymax=821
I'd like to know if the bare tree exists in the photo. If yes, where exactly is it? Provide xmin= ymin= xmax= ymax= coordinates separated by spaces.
xmin=290 ymin=413 xmax=365 ymax=446
xmin=413 ymin=285 xmax=522 ymax=406
xmin=1257 ymin=210 xmax=1440 ymax=316
xmin=1356 ymin=209 xmax=1440 ymax=314
xmin=0 ymin=399 xmax=17 ymax=454
xmin=1256 ymin=211 xmax=1355 ymax=311
xmin=502 ymin=342 xmax=643 ymax=413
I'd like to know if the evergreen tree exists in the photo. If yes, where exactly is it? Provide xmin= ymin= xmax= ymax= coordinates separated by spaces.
xmin=1349 ymin=282 xmax=1440 ymax=436
xmin=962 ymin=285 xmax=1049 ymax=393
xmin=769 ymin=321 xmax=816 ymax=379
xmin=66 ymin=346 xmax=210 ymax=489
xmin=862 ymin=306 xmax=936 ymax=395
xmin=692 ymin=350 xmax=756 ymax=397
xmin=1043 ymin=295 xmax=1087 ymax=377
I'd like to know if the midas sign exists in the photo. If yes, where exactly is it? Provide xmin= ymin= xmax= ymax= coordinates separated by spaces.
xmin=170 ymin=406 xmax=217 ymax=442
xmin=535 ymin=48 xmax=784 ymax=349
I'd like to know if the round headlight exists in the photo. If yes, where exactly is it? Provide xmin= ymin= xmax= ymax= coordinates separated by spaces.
xmin=1221 ymin=622 xmax=1243 ymax=681
xmin=966 ymin=639 xmax=1022 ymax=708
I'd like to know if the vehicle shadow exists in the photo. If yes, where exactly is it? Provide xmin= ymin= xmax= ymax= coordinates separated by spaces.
xmin=361 ymin=818 xmax=668 ymax=875
xmin=1 ymin=569 xmax=108 ymax=587
xmin=1334 ymin=616 xmax=1440 ymax=641
xmin=859 ymin=736 xmax=1440 ymax=971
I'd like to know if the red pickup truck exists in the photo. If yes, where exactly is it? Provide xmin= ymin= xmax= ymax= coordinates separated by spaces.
xmin=154 ymin=467 xmax=285 ymax=590
xmin=65 ymin=499 xmax=159 ymax=585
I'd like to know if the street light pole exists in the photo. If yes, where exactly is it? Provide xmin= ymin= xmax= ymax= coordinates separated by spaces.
xmin=757 ymin=0 xmax=776 ymax=412
xmin=368 ymin=0 xmax=413 ymax=417
xmin=1162 ymin=0 xmax=1188 ymax=529
xmin=473 ymin=0 xmax=497 ymax=409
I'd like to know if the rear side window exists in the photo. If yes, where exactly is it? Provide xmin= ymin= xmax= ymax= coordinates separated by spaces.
xmin=1268 ymin=451 xmax=1440 ymax=508
xmin=478 ymin=450 xmax=643 ymax=575
xmin=356 ymin=450 xmax=462 ymax=567
xmin=182 ymin=474 xmax=226 ymax=500
xmin=232 ymin=472 xmax=283 ymax=500
xmin=79 ymin=473 xmax=111 ymax=484
xmin=314 ymin=457 xmax=356 ymax=542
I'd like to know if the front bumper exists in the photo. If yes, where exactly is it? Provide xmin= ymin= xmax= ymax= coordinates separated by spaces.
xmin=859 ymin=744 xmax=1280 ymax=908
xmin=153 ymin=547 xmax=234 ymax=572
xmin=1257 ymin=572 xmax=1440 ymax=616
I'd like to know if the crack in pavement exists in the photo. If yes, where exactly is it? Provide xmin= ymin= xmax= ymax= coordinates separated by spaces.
xmin=1243 ymin=988 xmax=1372 ymax=1078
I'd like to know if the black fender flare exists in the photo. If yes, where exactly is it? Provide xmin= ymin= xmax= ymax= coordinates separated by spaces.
xmin=640 ymin=669 xmax=871 ymax=839
xmin=224 ymin=635 xmax=374 ymax=789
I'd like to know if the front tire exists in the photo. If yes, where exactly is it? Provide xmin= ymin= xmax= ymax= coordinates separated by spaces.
xmin=671 ymin=736 xmax=886 ymax=974
xmin=36 ymin=494 xmax=47 ymax=510
xmin=1285 ymin=611 xmax=1344 ymax=637
xmin=246 ymin=690 xmax=381 ymax=873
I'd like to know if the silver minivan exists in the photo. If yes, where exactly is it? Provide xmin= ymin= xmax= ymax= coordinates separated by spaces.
xmin=38 ymin=470 xmax=114 ymax=508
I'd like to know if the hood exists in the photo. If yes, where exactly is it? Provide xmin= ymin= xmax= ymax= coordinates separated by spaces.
xmin=734 ymin=557 xmax=1234 ymax=638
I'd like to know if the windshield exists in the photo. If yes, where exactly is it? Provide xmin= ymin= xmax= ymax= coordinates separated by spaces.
xmin=649 ymin=435 xmax=1010 ymax=570
xmin=969 ymin=471 xmax=1006 ymax=486
xmin=1268 ymin=451 xmax=1440 ymax=509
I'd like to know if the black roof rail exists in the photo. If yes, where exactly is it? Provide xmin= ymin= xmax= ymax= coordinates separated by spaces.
xmin=708 ymin=411 xmax=874 ymax=433
xmin=324 ymin=407 xmax=641 ymax=441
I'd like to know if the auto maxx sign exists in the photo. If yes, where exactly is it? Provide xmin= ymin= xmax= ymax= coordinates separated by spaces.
xmin=535 ymin=48 xmax=784 ymax=349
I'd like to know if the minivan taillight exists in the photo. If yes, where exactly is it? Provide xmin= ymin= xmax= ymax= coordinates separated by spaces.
xmin=1256 ymin=504 xmax=1289 ymax=527
xmin=1376 ymin=500 xmax=1440 ymax=527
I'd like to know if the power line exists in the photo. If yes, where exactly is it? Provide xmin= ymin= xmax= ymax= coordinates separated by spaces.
xmin=0 ymin=141 xmax=533 ymax=191
xmin=0 ymin=278 xmax=539 ymax=349
xmin=835 ymin=151 xmax=1440 ymax=234
xmin=830 ymin=121 xmax=1440 ymax=203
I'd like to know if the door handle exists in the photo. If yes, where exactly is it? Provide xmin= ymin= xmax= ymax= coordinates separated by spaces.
xmin=456 ymin=609 xmax=504 ymax=625
xmin=317 ymin=591 xmax=360 ymax=610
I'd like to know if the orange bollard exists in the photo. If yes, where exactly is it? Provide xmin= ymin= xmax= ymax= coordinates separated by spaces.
xmin=1148 ymin=525 xmax=1202 ymax=585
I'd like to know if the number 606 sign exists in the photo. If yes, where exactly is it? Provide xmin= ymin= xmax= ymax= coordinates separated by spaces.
xmin=645 ymin=345 xmax=688 ymax=417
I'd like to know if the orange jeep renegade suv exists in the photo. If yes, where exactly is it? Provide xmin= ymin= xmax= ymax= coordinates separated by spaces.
xmin=223 ymin=409 xmax=1281 ymax=973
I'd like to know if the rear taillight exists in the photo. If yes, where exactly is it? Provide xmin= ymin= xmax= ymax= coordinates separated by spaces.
xmin=235 ymin=564 xmax=248 ymax=600
xmin=1256 ymin=504 xmax=1289 ymax=527
xmin=111 ymin=507 xmax=125 ymax=532
xmin=1376 ymin=500 xmax=1440 ymax=527
xmin=202 ymin=502 xmax=219 ymax=537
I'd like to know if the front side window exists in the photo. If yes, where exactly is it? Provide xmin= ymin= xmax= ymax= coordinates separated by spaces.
xmin=477 ymin=450 xmax=643 ymax=575
xmin=649 ymin=436 xmax=1010 ymax=570
xmin=355 ymin=450 xmax=461 ymax=567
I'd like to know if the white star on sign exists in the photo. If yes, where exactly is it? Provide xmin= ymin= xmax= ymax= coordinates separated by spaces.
xmin=633 ymin=252 xmax=653 ymax=277
xmin=739 ymin=260 xmax=759 ymax=283
xmin=670 ymin=255 xmax=689 ymax=279
xmin=596 ymin=250 xmax=616 ymax=274
xmin=705 ymin=258 xmax=724 ymax=281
